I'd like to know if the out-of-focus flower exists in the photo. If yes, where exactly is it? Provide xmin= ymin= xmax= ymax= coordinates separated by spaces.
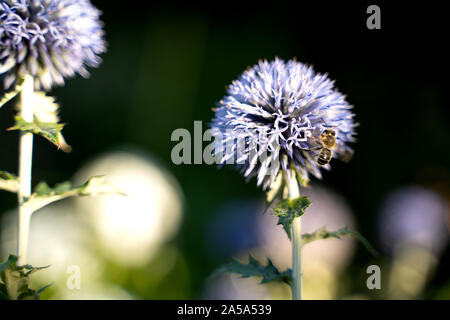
xmin=54 ymin=284 xmax=134 ymax=300
xmin=0 ymin=0 xmax=106 ymax=90
xmin=74 ymin=150 xmax=184 ymax=267
xmin=378 ymin=186 xmax=449 ymax=299
xmin=258 ymin=185 xmax=356 ymax=272
xmin=211 ymin=58 xmax=356 ymax=190
xmin=260 ymin=186 xmax=356 ymax=299
xmin=206 ymin=199 xmax=263 ymax=259
xmin=378 ymin=186 xmax=449 ymax=255
xmin=203 ymin=274 xmax=273 ymax=300
xmin=0 ymin=202 xmax=105 ymax=293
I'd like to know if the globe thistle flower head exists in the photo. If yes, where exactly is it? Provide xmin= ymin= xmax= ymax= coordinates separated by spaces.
xmin=0 ymin=0 xmax=106 ymax=91
xmin=211 ymin=58 xmax=356 ymax=190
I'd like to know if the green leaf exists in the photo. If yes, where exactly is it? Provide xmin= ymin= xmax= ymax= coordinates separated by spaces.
xmin=273 ymin=196 xmax=311 ymax=239
xmin=0 ymin=171 xmax=19 ymax=193
xmin=35 ymin=283 xmax=52 ymax=295
xmin=8 ymin=116 xmax=71 ymax=152
xmin=0 ymin=79 xmax=23 ymax=110
xmin=24 ymin=176 xmax=125 ymax=213
xmin=33 ymin=91 xmax=72 ymax=152
xmin=211 ymin=255 xmax=292 ymax=285
xmin=0 ymin=254 xmax=17 ymax=272
xmin=301 ymin=226 xmax=378 ymax=256
xmin=6 ymin=91 xmax=72 ymax=151
xmin=0 ymin=255 xmax=50 ymax=300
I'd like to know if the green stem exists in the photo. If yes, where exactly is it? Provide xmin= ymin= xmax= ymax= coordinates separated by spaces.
xmin=288 ymin=172 xmax=302 ymax=300
xmin=17 ymin=75 xmax=34 ymax=266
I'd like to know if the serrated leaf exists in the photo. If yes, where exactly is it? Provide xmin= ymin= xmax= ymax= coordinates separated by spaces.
xmin=302 ymin=226 xmax=378 ymax=256
xmin=211 ymin=255 xmax=292 ymax=285
xmin=273 ymin=196 xmax=311 ymax=239
xmin=8 ymin=116 xmax=71 ymax=152
xmin=35 ymin=283 xmax=52 ymax=296
xmin=0 ymin=255 xmax=49 ymax=300
xmin=24 ymin=176 xmax=124 ymax=213
xmin=0 ymin=255 xmax=17 ymax=273
xmin=0 ymin=171 xmax=19 ymax=193
xmin=0 ymin=79 xmax=23 ymax=110
xmin=6 ymin=91 xmax=72 ymax=151
xmin=32 ymin=91 xmax=71 ymax=152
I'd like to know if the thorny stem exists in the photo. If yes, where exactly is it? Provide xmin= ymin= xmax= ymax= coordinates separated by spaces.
xmin=17 ymin=75 xmax=34 ymax=266
xmin=288 ymin=171 xmax=302 ymax=300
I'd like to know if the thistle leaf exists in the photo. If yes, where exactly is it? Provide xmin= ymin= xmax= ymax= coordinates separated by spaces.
xmin=0 ymin=171 xmax=19 ymax=193
xmin=7 ymin=90 xmax=71 ymax=151
xmin=31 ymin=91 xmax=71 ymax=152
xmin=302 ymin=226 xmax=378 ymax=256
xmin=211 ymin=255 xmax=292 ymax=285
xmin=273 ymin=196 xmax=311 ymax=239
xmin=0 ymin=255 xmax=50 ymax=300
xmin=8 ymin=116 xmax=71 ymax=152
xmin=24 ymin=176 xmax=124 ymax=213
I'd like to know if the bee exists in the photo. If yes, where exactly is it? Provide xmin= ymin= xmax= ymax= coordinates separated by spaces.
xmin=304 ymin=122 xmax=354 ymax=166
xmin=316 ymin=129 xmax=337 ymax=165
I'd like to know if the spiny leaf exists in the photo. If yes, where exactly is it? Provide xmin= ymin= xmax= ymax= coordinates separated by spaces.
xmin=8 ymin=116 xmax=71 ymax=152
xmin=24 ymin=176 xmax=124 ymax=213
xmin=301 ymin=226 xmax=378 ymax=256
xmin=32 ymin=91 xmax=72 ymax=152
xmin=0 ymin=171 xmax=19 ymax=193
xmin=0 ymin=255 xmax=17 ymax=273
xmin=273 ymin=196 xmax=311 ymax=239
xmin=0 ymin=255 xmax=50 ymax=300
xmin=35 ymin=283 xmax=52 ymax=296
xmin=0 ymin=79 xmax=23 ymax=110
xmin=211 ymin=255 xmax=292 ymax=285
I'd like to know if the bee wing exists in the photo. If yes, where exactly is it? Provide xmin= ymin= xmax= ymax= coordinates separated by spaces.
xmin=335 ymin=145 xmax=354 ymax=162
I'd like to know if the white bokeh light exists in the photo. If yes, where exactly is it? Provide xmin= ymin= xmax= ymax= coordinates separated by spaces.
xmin=258 ymin=185 xmax=357 ymax=272
xmin=74 ymin=150 xmax=184 ymax=266
xmin=378 ymin=186 xmax=449 ymax=255
xmin=0 ymin=202 xmax=105 ymax=294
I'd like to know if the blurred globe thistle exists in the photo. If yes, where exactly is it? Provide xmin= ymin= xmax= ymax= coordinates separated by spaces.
xmin=0 ymin=0 xmax=106 ymax=91
xmin=211 ymin=58 xmax=356 ymax=190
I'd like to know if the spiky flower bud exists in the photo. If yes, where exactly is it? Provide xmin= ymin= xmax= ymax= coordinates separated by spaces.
xmin=0 ymin=0 xmax=106 ymax=90
xmin=211 ymin=58 xmax=356 ymax=190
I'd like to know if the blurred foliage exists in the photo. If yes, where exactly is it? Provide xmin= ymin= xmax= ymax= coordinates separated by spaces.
xmin=302 ymin=227 xmax=378 ymax=257
xmin=0 ymin=255 xmax=50 ymax=300
xmin=212 ymin=255 xmax=292 ymax=286
xmin=273 ymin=197 xmax=311 ymax=239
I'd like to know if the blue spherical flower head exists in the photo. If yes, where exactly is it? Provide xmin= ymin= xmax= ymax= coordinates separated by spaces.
xmin=0 ymin=0 xmax=106 ymax=91
xmin=211 ymin=58 xmax=357 ymax=191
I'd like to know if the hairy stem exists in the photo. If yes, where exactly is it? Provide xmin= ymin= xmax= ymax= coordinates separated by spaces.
xmin=17 ymin=75 xmax=34 ymax=266
xmin=288 ymin=172 xmax=302 ymax=300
